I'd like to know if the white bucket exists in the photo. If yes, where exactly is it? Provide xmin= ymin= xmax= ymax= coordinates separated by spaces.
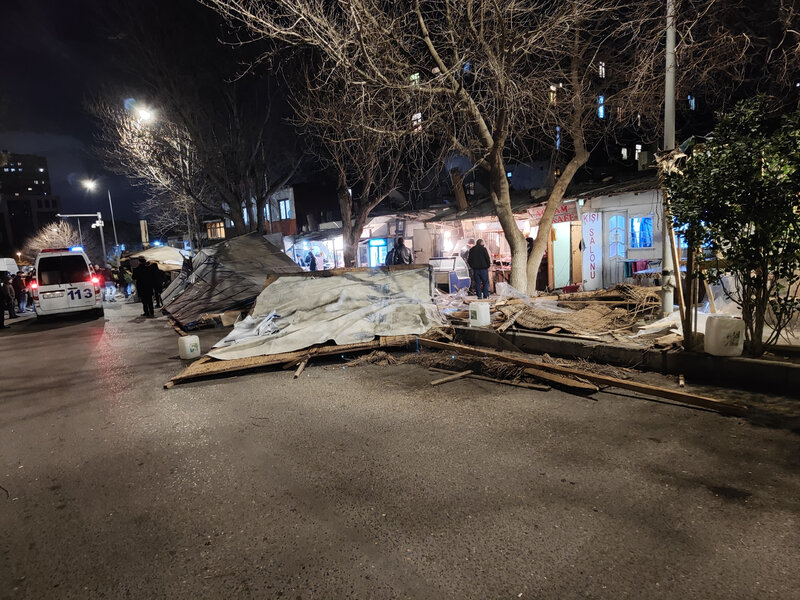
xmin=178 ymin=335 xmax=202 ymax=360
xmin=704 ymin=315 xmax=745 ymax=357
xmin=469 ymin=301 xmax=491 ymax=327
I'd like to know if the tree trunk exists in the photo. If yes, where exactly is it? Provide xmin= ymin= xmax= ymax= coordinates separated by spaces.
xmin=488 ymin=156 xmax=527 ymax=291
xmin=525 ymin=149 xmax=589 ymax=295
xmin=338 ymin=178 xmax=358 ymax=267
xmin=229 ymin=207 xmax=247 ymax=236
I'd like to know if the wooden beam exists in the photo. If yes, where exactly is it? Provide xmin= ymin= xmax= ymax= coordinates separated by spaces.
xmin=430 ymin=370 xmax=473 ymax=386
xmin=523 ymin=367 xmax=599 ymax=393
xmin=417 ymin=338 xmax=746 ymax=416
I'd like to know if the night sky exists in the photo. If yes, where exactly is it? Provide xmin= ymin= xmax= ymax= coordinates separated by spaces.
xmin=0 ymin=0 xmax=146 ymax=222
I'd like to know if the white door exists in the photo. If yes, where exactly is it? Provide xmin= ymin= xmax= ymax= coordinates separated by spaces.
xmin=412 ymin=228 xmax=434 ymax=264
xmin=603 ymin=211 xmax=627 ymax=288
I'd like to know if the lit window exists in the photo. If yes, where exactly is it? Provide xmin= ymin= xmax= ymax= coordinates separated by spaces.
xmin=27 ymin=187 xmax=32 ymax=191
xmin=279 ymin=198 xmax=293 ymax=220
xmin=621 ymin=147 xmax=628 ymax=160
xmin=10 ymin=168 xmax=15 ymax=172
xmin=263 ymin=204 xmax=271 ymax=221
xmin=555 ymin=126 xmax=561 ymax=150
xmin=465 ymin=182 xmax=475 ymax=196
xmin=506 ymin=171 xmax=512 ymax=179
xmin=206 ymin=221 xmax=225 ymax=239
xmin=2 ymin=168 xmax=7 ymax=172
xmin=38 ymin=167 xmax=44 ymax=172
xmin=549 ymin=84 xmax=557 ymax=105
xmin=410 ymin=72 xmax=420 ymax=86
xmin=598 ymin=61 xmax=606 ymax=78
xmin=412 ymin=112 xmax=423 ymax=131
xmin=635 ymin=144 xmax=643 ymax=160
xmin=463 ymin=61 xmax=471 ymax=73
xmin=608 ymin=215 xmax=626 ymax=258
xmin=688 ymin=95 xmax=696 ymax=110
xmin=597 ymin=95 xmax=605 ymax=119
xmin=630 ymin=216 xmax=654 ymax=248
xmin=637 ymin=112 xmax=642 ymax=127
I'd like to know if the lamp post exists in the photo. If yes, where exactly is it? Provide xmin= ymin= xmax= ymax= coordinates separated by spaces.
xmin=82 ymin=179 xmax=119 ymax=253
xmin=57 ymin=212 xmax=108 ymax=268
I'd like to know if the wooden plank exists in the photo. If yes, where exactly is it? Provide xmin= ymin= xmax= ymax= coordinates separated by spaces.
xmin=418 ymin=338 xmax=746 ymax=416
xmin=168 ymin=335 xmax=416 ymax=385
xmin=523 ymin=367 xmax=599 ymax=393
xmin=430 ymin=370 xmax=473 ymax=386
xmin=429 ymin=367 xmax=551 ymax=391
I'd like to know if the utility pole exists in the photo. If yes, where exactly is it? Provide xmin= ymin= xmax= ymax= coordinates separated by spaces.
xmin=661 ymin=0 xmax=676 ymax=317
xmin=108 ymin=189 xmax=119 ymax=250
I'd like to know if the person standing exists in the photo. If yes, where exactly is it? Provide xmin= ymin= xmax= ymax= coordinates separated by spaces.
xmin=11 ymin=272 xmax=26 ymax=313
xmin=386 ymin=237 xmax=413 ymax=265
xmin=0 ymin=276 xmax=13 ymax=328
xmin=133 ymin=258 xmax=155 ymax=317
xmin=460 ymin=238 xmax=475 ymax=294
xmin=149 ymin=261 xmax=165 ymax=308
xmin=305 ymin=250 xmax=317 ymax=272
xmin=467 ymin=238 xmax=492 ymax=299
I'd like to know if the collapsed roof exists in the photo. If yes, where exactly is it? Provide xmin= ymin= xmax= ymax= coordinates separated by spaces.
xmin=162 ymin=233 xmax=302 ymax=330
xmin=207 ymin=265 xmax=444 ymax=360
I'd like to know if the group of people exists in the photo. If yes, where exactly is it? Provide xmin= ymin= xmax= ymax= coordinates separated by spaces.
xmin=132 ymin=257 xmax=166 ymax=318
xmin=1 ymin=270 xmax=36 ymax=329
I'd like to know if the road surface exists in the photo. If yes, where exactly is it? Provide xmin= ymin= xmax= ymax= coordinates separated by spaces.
xmin=1 ymin=302 xmax=798 ymax=599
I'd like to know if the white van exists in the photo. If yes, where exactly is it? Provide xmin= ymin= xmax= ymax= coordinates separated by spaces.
xmin=32 ymin=248 xmax=104 ymax=318
xmin=0 ymin=257 xmax=19 ymax=278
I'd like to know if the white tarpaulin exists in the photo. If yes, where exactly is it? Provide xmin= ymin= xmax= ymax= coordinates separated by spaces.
xmin=207 ymin=267 xmax=444 ymax=360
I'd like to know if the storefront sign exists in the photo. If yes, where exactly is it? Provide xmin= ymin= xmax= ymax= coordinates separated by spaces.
xmin=581 ymin=212 xmax=603 ymax=291
xmin=527 ymin=202 xmax=579 ymax=226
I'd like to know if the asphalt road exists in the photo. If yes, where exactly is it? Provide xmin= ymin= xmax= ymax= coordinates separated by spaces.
xmin=1 ymin=302 xmax=799 ymax=599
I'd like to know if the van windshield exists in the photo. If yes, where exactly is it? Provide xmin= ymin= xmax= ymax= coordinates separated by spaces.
xmin=38 ymin=255 xmax=91 ymax=285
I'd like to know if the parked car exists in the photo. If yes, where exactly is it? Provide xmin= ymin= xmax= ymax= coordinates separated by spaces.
xmin=429 ymin=256 xmax=471 ymax=293
xmin=31 ymin=248 xmax=103 ymax=318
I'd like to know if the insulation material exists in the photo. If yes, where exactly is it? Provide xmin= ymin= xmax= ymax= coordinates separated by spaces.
xmin=207 ymin=267 xmax=445 ymax=360
xmin=161 ymin=233 xmax=301 ymax=329
xmin=499 ymin=302 xmax=636 ymax=335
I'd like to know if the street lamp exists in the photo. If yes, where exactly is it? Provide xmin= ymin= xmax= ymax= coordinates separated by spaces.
xmin=135 ymin=106 xmax=155 ymax=123
xmin=82 ymin=179 xmax=119 ymax=253
xmin=16 ymin=251 xmax=21 ymax=263
xmin=57 ymin=212 xmax=108 ymax=268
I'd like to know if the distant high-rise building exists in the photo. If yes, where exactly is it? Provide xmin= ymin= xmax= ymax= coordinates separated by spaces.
xmin=0 ymin=152 xmax=61 ymax=256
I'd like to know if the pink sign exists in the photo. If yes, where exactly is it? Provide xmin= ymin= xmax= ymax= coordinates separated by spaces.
xmin=581 ymin=212 xmax=603 ymax=291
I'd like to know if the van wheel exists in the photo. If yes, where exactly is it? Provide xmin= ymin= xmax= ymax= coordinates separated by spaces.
xmin=94 ymin=308 xmax=105 ymax=318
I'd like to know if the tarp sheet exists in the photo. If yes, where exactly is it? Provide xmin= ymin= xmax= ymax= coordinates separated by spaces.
xmin=208 ymin=266 xmax=444 ymax=360
xmin=161 ymin=233 xmax=302 ymax=329
xmin=129 ymin=246 xmax=187 ymax=271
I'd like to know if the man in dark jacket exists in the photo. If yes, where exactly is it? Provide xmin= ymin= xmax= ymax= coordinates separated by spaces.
xmin=467 ymin=238 xmax=492 ymax=299
xmin=0 ymin=276 xmax=13 ymax=328
xmin=385 ymin=237 xmax=413 ymax=265
xmin=133 ymin=258 xmax=155 ymax=317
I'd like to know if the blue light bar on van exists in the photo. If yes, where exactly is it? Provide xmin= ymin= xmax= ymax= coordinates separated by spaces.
xmin=70 ymin=246 xmax=84 ymax=252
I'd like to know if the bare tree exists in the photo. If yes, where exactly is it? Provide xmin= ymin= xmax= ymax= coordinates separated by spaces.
xmin=23 ymin=221 xmax=101 ymax=264
xmin=92 ymin=0 xmax=303 ymax=239
xmin=205 ymin=0 xmax=794 ymax=292
xmin=292 ymin=65 xmax=418 ymax=266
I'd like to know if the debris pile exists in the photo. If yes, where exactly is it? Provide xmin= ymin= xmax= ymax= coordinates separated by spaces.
xmin=161 ymin=233 xmax=301 ymax=330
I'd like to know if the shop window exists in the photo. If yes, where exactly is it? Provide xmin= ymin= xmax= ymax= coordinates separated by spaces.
xmin=279 ymin=198 xmax=292 ymax=220
xmin=206 ymin=221 xmax=225 ymax=239
xmin=597 ymin=95 xmax=605 ymax=119
xmin=608 ymin=215 xmax=625 ymax=258
xmin=629 ymin=216 xmax=654 ymax=248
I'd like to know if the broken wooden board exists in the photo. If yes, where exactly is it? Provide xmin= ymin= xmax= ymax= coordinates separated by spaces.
xmin=523 ymin=367 xmax=600 ymax=393
xmin=429 ymin=368 xmax=550 ymax=392
xmin=166 ymin=335 xmax=417 ymax=387
xmin=418 ymin=338 xmax=747 ymax=417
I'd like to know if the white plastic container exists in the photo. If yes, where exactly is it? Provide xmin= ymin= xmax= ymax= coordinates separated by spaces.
xmin=178 ymin=335 xmax=202 ymax=360
xmin=704 ymin=315 xmax=745 ymax=357
xmin=469 ymin=301 xmax=491 ymax=327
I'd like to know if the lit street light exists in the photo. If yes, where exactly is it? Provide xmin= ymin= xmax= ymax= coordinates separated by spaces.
xmin=136 ymin=106 xmax=155 ymax=123
xmin=82 ymin=179 xmax=119 ymax=253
